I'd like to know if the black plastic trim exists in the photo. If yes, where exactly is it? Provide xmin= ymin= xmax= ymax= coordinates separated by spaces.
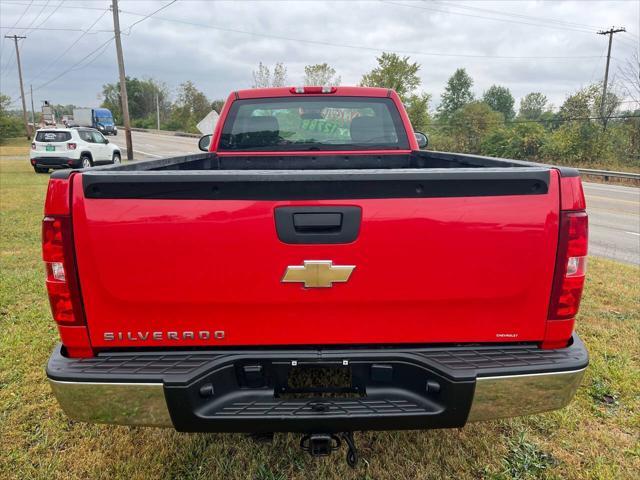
xmin=47 ymin=334 xmax=588 ymax=385
xmin=275 ymin=206 xmax=362 ymax=244
xmin=81 ymin=169 xmax=549 ymax=200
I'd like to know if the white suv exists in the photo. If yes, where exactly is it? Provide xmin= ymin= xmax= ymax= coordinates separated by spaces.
xmin=30 ymin=128 xmax=122 ymax=174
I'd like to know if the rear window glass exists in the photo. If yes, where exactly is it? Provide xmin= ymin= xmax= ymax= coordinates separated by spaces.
xmin=35 ymin=131 xmax=71 ymax=142
xmin=219 ymin=97 xmax=409 ymax=151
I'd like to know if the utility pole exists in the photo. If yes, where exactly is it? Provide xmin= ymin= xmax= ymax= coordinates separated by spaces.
xmin=30 ymin=84 xmax=36 ymax=128
xmin=156 ymin=91 xmax=160 ymax=130
xmin=597 ymin=26 xmax=626 ymax=129
xmin=5 ymin=35 xmax=30 ymax=139
xmin=111 ymin=0 xmax=133 ymax=160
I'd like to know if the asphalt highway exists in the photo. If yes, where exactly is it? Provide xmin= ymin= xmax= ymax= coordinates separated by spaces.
xmin=110 ymin=130 xmax=640 ymax=265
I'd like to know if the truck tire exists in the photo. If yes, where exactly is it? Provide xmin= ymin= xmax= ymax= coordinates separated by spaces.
xmin=81 ymin=155 xmax=92 ymax=169
xmin=113 ymin=130 xmax=118 ymax=136
xmin=112 ymin=152 xmax=121 ymax=165
xmin=34 ymin=166 xmax=49 ymax=174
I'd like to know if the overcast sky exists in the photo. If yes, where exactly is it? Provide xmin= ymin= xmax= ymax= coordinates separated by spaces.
xmin=1 ymin=0 xmax=639 ymax=111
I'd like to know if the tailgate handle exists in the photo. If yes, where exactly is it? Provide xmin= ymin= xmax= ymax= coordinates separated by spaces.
xmin=293 ymin=213 xmax=342 ymax=233
xmin=275 ymin=206 xmax=361 ymax=244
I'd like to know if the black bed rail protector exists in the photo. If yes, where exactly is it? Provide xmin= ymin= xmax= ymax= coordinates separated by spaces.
xmin=425 ymin=151 xmax=580 ymax=178
xmin=80 ymin=168 xmax=549 ymax=200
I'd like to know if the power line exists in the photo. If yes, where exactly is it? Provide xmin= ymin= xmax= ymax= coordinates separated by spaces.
xmin=120 ymin=0 xmax=177 ymax=35
xmin=434 ymin=0 xmax=603 ymax=31
xmin=0 ymin=25 xmax=89 ymax=32
xmin=27 ymin=8 xmax=110 ymax=84
xmin=1 ymin=42 xmax=17 ymax=76
xmin=1 ymin=1 xmax=104 ymax=12
xmin=26 ymin=0 xmax=66 ymax=34
xmin=116 ymin=8 xmax=607 ymax=61
xmin=32 ymin=36 xmax=114 ymax=92
xmin=29 ymin=0 xmax=177 ymax=95
xmin=20 ymin=0 xmax=50 ymax=34
xmin=0 ymin=0 xmax=33 ymax=59
xmin=385 ymin=1 xmax=597 ymax=35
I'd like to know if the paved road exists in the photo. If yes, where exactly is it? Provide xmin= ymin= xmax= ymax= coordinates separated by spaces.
xmin=584 ymin=183 xmax=639 ymax=265
xmin=110 ymin=130 xmax=198 ymax=158
xmin=111 ymin=130 xmax=640 ymax=265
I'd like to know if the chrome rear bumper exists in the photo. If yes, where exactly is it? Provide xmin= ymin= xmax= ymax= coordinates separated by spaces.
xmin=47 ymin=335 xmax=588 ymax=431
xmin=467 ymin=368 xmax=585 ymax=422
xmin=49 ymin=380 xmax=173 ymax=427
xmin=48 ymin=368 xmax=586 ymax=428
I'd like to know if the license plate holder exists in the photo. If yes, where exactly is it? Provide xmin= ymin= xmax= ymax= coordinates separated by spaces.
xmin=284 ymin=364 xmax=354 ymax=397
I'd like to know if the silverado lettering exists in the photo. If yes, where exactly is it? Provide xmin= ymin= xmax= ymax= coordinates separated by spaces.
xmin=103 ymin=330 xmax=225 ymax=341
xmin=43 ymin=86 xmax=588 ymax=466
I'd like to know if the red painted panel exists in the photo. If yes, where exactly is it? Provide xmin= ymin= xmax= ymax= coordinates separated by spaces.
xmin=71 ymin=173 xmax=560 ymax=349
xmin=44 ymin=177 xmax=72 ymax=216
xmin=57 ymin=325 xmax=92 ymax=357
xmin=560 ymin=175 xmax=586 ymax=210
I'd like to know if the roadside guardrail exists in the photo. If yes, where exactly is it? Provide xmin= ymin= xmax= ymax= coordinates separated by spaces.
xmin=578 ymin=168 xmax=640 ymax=183
xmin=122 ymin=126 xmax=200 ymax=138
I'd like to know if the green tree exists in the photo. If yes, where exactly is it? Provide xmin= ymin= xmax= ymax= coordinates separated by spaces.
xmin=518 ymin=92 xmax=548 ymax=120
xmin=447 ymin=101 xmax=503 ymax=153
xmin=166 ymin=81 xmax=210 ymax=133
xmin=360 ymin=52 xmax=421 ymax=99
xmin=438 ymin=68 xmax=474 ymax=119
xmin=559 ymin=83 xmax=620 ymax=126
xmin=481 ymin=122 xmax=546 ymax=160
xmin=0 ymin=94 xmax=23 ymax=142
xmin=404 ymin=92 xmax=431 ymax=133
xmin=211 ymin=99 xmax=225 ymax=114
xmin=482 ymin=85 xmax=515 ymax=120
xmin=101 ymin=77 xmax=170 ymax=124
xmin=303 ymin=63 xmax=341 ymax=86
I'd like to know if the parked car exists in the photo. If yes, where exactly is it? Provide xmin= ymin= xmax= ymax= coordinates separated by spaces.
xmin=43 ymin=86 xmax=588 ymax=467
xmin=30 ymin=127 xmax=121 ymax=173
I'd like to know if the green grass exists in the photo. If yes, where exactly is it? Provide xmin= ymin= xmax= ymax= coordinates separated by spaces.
xmin=0 ymin=137 xmax=30 ymax=156
xmin=1 ymin=157 xmax=639 ymax=479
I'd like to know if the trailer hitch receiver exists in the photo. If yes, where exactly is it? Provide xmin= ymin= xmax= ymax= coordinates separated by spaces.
xmin=300 ymin=432 xmax=359 ymax=468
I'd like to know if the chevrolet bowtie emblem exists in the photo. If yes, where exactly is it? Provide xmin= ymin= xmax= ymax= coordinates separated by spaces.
xmin=282 ymin=260 xmax=355 ymax=288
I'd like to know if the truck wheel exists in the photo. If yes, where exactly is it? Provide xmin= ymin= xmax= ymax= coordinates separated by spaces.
xmin=34 ymin=166 xmax=49 ymax=174
xmin=113 ymin=130 xmax=118 ymax=136
xmin=81 ymin=155 xmax=92 ymax=169
xmin=112 ymin=153 xmax=121 ymax=165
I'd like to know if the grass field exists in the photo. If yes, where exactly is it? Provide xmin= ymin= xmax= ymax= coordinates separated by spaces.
xmin=0 ymin=155 xmax=638 ymax=479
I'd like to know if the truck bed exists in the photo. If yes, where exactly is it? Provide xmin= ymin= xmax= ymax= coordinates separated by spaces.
xmin=59 ymin=150 xmax=566 ymax=201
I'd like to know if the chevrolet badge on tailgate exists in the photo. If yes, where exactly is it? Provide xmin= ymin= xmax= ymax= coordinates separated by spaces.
xmin=282 ymin=260 xmax=355 ymax=288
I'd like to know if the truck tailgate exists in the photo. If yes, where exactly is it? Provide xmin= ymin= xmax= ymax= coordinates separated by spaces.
xmin=71 ymin=169 xmax=560 ymax=348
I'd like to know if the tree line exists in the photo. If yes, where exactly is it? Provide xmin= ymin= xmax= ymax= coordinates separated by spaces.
xmin=1 ymin=54 xmax=637 ymax=171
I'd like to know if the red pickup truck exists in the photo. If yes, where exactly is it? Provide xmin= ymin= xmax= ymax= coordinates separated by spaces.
xmin=44 ymin=86 xmax=588 ymax=465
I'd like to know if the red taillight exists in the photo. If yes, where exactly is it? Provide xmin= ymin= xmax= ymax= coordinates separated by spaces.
xmin=31 ymin=142 xmax=36 ymax=150
xmin=67 ymin=142 xmax=77 ymax=150
xmin=42 ymin=216 xmax=85 ymax=327
xmin=290 ymin=86 xmax=337 ymax=94
xmin=548 ymin=211 xmax=588 ymax=320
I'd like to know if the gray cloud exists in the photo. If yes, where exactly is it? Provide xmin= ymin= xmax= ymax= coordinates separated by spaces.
xmin=1 ymin=0 xmax=638 ymax=111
